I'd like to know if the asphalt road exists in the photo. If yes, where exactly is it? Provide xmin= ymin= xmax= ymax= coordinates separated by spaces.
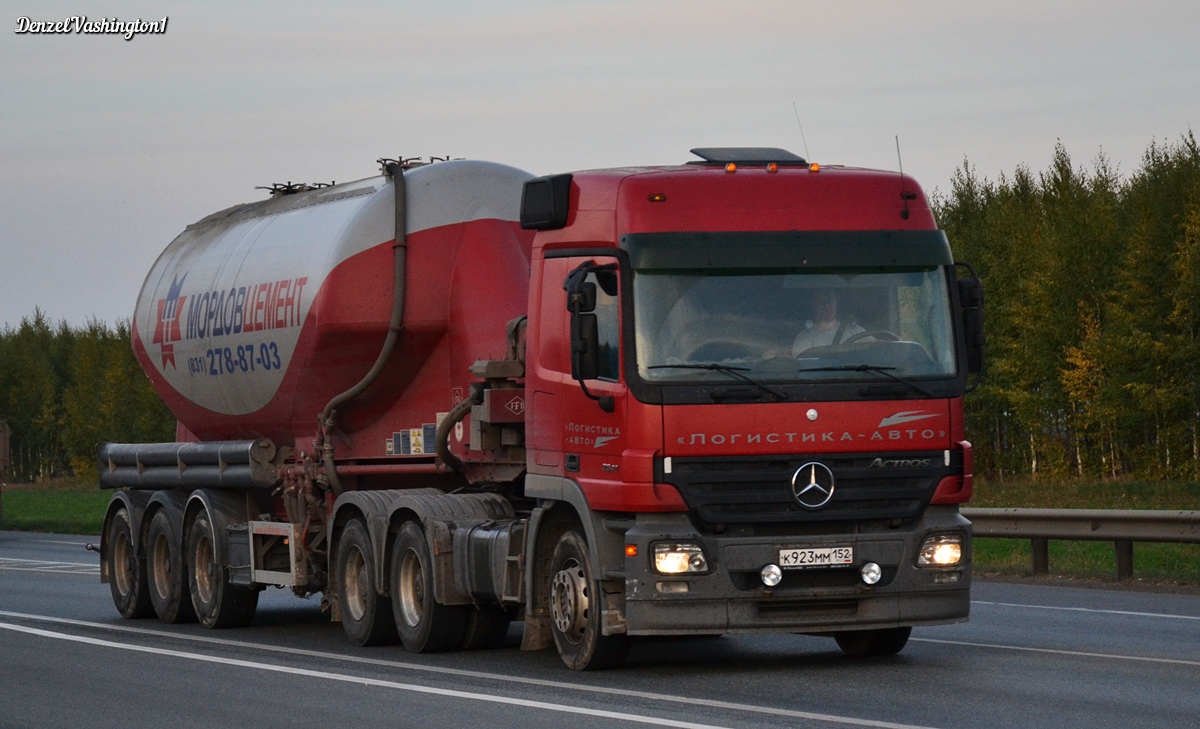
xmin=2 ymin=530 xmax=1198 ymax=729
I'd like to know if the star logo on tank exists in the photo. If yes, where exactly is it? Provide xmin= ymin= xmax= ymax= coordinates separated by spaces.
xmin=877 ymin=410 xmax=940 ymax=428
xmin=151 ymin=273 xmax=188 ymax=368
xmin=791 ymin=461 xmax=835 ymax=509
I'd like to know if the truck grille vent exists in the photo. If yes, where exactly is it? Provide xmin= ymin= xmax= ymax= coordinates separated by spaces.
xmin=664 ymin=451 xmax=955 ymax=525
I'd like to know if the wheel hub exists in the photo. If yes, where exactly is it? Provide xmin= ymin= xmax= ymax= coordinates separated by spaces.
xmin=343 ymin=547 xmax=369 ymax=622
xmin=550 ymin=559 xmax=589 ymax=643
xmin=397 ymin=549 xmax=424 ymax=628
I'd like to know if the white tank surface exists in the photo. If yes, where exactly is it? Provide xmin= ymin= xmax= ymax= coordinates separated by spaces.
xmin=131 ymin=160 xmax=534 ymax=442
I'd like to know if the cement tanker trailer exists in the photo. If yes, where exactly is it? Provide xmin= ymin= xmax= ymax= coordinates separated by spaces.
xmin=99 ymin=149 xmax=985 ymax=670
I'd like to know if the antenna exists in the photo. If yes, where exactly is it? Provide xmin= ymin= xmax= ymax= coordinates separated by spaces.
xmin=895 ymin=135 xmax=913 ymax=220
xmin=792 ymin=102 xmax=811 ymax=161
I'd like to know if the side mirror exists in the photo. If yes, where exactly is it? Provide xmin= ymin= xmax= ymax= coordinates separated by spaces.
xmin=571 ymin=313 xmax=600 ymax=381
xmin=563 ymin=261 xmax=617 ymax=412
xmin=957 ymin=277 xmax=985 ymax=375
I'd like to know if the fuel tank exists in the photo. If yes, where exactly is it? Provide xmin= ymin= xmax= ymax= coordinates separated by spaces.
xmin=131 ymin=160 xmax=535 ymax=454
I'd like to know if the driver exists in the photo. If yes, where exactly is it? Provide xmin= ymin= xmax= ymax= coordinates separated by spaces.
xmin=792 ymin=289 xmax=864 ymax=356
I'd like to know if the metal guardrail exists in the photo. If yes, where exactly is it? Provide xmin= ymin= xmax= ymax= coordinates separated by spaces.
xmin=962 ymin=508 xmax=1200 ymax=580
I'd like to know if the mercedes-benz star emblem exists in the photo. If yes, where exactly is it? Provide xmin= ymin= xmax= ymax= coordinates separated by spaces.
xmin=791 ymin=462 xmax=835 ymax=509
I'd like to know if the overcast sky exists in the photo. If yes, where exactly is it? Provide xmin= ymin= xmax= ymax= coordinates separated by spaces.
xmin=2 ymin=1 xmax=1198 ymax=329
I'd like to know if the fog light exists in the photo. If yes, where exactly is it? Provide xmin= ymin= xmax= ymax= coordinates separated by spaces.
xmin=860 ymin=562 xmax=882 ymax=585
xmin=761 ymin=563 xmax=783 ymax=587
xmin=654 ymin=543 xmax=709 ymax=574
xmin=918 ymin=534 xmax=964 ymax=567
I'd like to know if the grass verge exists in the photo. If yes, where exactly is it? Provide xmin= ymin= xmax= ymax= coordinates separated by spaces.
xmin=0 ymin=478 xmax=108 ymax=535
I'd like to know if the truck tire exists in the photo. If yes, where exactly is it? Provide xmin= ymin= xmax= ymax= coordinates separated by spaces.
xmin=106 ymin=507 xmax=154 ymax=619
xmin=834 ymin=626 xmax=912 ymax=658
xmin=461 ymin=605 xmax=511 ymax=651
xmin=549 ymin=530 xmax=630 ymax=670
xmin=390 ymin=520 xmax=466 ymax=652
xmin=187 ymin=510 xmax=258 ymax=628
xmin=336 ymin=519 xmax=398 ymax=646
xmin=146 ymin=508 xmax=197 ymax=624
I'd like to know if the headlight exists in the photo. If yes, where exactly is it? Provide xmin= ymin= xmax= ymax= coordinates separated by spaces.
xmin=653 ymin=543 xmax=709 ymax=574
xmin=917 ymin=534 xmax=963 ymax=567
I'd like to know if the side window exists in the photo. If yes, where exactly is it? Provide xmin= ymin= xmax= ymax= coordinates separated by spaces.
xmin=588 ymin=269 xmax=620 ymax=381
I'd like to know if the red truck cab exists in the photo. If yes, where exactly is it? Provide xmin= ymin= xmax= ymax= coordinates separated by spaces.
xmin=519 ymin=148 xmax=981 ymax=664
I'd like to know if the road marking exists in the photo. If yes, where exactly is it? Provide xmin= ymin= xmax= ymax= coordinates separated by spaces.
xmin=0 ymin=611 xmax=941 ymax=729
xmin=911 ymin=637 xmax=1200 ymax=667
xmin=973 ymin=600 xmax=1200 ymax=621
xmin=0 ymin=557 xmax=99 ymax=575
xmin=29 ymin=539 xmax=92 ymax=546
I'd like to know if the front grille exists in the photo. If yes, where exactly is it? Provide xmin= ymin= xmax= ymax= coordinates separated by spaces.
xmin=665 ymin=451 xmax=955 ymax=525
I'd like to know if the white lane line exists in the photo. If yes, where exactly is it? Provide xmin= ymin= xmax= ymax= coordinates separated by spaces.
xmin=0 ymin=558 xmax=99 ymax=575
xmin=972 ymin=600 xmax=1200 ymax=621
xmin=912 ymin=637 xmax=1200 ymax=667
xmin=0 ymin=570 xmax=96 ymax=575
xmin=0 ymin=622 xmax=734 ymax=729
xmin=0 ymin=611 xmax=941 ymax=729
xmin=30 ymin=539 xmax=93 ymax=546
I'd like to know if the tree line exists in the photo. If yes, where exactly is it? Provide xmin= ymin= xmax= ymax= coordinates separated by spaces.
xmin=938 ymin=132 xmax=1200 ymax=481
xmin=3 ymin=133 xmax=1199 ymax=484
xmin=0 ymin=312 xmax=173 ymax=482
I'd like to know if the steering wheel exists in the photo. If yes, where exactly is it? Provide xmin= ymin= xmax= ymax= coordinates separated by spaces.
xmin=841 ymin=330 xmax=900 ymax=344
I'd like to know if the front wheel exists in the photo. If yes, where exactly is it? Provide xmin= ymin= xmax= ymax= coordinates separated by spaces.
xmin=106 ymin=507 xmax=153 ymax=619
xmin=834 ymin=626 xmax=912 ymax=657
xmin=549 ymin=530 xmax=629 ymax=670
xmin=187 ymin=510 xmax=258 ymax=628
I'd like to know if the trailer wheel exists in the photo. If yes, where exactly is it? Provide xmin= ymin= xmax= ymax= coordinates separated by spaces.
xmin=106 ymin=507 xmax=153 ymax=619
xmin=390 ymin=520 xmax=466 ymax=652
xmin=188 ymin=510 xmax=258 ymax=629
xmin=146 ymin=509 xmax=197 ymax=624
xmin=834 ymin=626 xmax=912 ymax=658
xmin=549 ymin=530 xmax=629 ymax=670
xmin=336 ymin=519 xmax=398 ymax=646
xmin=461 ymin=605 xmax=511 ymax=651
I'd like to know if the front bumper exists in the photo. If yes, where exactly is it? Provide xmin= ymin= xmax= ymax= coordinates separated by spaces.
xmin=621 ymin=505 xmax=971 ymax=635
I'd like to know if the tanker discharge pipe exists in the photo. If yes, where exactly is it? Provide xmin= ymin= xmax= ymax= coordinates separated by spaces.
xmin=320 ymin=162 xmax=407 ymax=494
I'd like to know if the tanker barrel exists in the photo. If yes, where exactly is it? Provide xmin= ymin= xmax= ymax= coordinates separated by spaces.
xmin=98 ymin=440 xmax=279 ymax=490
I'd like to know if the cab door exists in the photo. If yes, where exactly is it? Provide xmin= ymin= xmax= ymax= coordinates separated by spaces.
xmin=527 ymin=254 xmax=628 ymax=482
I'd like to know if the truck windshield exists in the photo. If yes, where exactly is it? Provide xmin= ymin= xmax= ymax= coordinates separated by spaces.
xmin=633 ymin=267 xmax=957 ymax=384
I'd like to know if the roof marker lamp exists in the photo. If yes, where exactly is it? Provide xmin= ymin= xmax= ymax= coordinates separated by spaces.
xmin=766 ymin=163 xmax=779 ymax=173
xmin=917 ymin=534 xmax=964 ymax=567
xmin=725 ymin=163 xmax=737 ymax=173
xmin=654 ymin=543 xmax=709 ymax=574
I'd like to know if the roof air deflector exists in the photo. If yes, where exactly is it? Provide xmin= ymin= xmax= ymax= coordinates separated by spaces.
xmin=688 ymin=147 xmax=807 ymax=165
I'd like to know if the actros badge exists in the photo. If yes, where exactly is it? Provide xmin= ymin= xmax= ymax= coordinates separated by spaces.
xmin=791 ymin=461 xmax=835 ymax=509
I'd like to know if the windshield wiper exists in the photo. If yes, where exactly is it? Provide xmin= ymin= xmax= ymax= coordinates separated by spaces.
xmin=796 ymin=364 xmax=934 ymax=397
xmin=648 ymin=363 xmax=788 ymax=401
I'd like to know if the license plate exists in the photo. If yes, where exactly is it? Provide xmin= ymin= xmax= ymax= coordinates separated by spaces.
xmin=779 ymin=546 xmax=854 ymax=569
